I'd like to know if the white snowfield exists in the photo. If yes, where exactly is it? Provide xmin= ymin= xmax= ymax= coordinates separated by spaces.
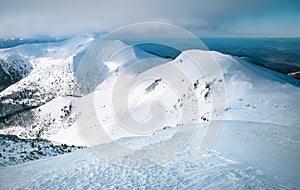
xmin=0 ymin=37 xmax=300 ymax=189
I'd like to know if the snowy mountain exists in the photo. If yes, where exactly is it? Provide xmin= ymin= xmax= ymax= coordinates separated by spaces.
xmin=0 ymin=36 xmax=299 ymax=189
xmin=0 ymin=36 xmax=94 ymax=140
xmin=0 ymin=36 xmax=94 ymax=119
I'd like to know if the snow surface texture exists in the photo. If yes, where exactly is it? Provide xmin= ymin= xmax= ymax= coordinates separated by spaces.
xmin=0 ymin=36 xmax=299 ymax=189
xmin=0 ymin=122 xmax=299 ymax=189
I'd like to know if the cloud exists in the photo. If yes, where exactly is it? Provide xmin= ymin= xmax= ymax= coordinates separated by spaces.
xmin=0 ymin=0 xmax=299 ymax=37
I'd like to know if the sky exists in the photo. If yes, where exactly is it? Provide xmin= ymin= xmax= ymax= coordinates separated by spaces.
xmin=0 ymin=0 xmax=300 ymax=38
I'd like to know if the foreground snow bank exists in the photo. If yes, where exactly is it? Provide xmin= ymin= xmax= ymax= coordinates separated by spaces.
xmin=0 ymin=120 xmax=299 ymax=189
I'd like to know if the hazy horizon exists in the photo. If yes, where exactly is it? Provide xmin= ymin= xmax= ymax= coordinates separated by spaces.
xmin=0 ymin=0 xmax=299 ymax=38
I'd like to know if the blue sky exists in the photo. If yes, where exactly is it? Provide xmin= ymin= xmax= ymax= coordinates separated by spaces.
xmin=0 ymin=0 xmax=299 ymax=38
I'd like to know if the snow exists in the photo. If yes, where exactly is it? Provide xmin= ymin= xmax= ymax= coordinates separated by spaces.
xmin=0 ymin=37 xmax=299 ymax=189
xmin=0 ymin=121 xmax=299 ymax=189
xmin=0 ymin=134 xmax=83 ymax=167
xmin=210 ymin=51 xmax=300 ymax=126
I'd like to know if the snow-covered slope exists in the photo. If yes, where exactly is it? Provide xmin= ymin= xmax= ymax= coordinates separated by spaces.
xmin=0 ymin=36 xmax=94 ymax=120
xmin=0 ymin=121 xmax=299 ymax=189
xmin=0 ymin=37 xmax=299 ymax=189
xmin=0 ymin=37 xmax=95 ymax=142
xmin=0 ymin=53 xmax=32 ymax=92
xmin=0 ymin=38 xmax=170 ymax=145
xmin=0 ymin=134 xmax=83 ymax=167
xmin=1 ymin=38 xmax=299 ymax=145
xmin=212 ymin=51 xmax=300 ymax=126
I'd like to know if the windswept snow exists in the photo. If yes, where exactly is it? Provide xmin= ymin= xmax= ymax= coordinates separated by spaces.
xmin=0 ymin=121 xmax=299 ymax=189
